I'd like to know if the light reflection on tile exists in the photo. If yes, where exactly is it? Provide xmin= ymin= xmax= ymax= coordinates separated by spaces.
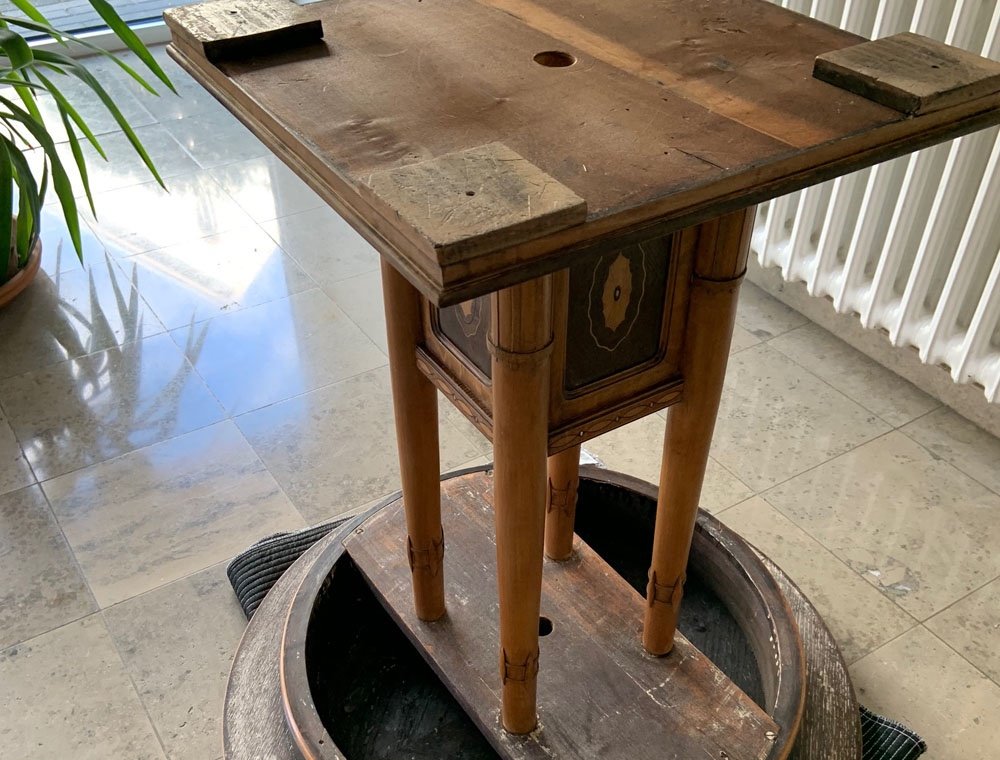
xmin=0 ymin=486 xmax=96 ymax=650
xmin=86 ymin=172 xmax=255 ymax=256
xmin=36 ymin=208 xmax=103 ymax=277
xmin=851 ymin=627 xmax=1000 ymax=759
xmin=104 ymin=563 xmax=247 ymax=760
xmin=163 ymin=111 xmax=270 ymax=169
xmin=210 ymin=155 xmax=324 ymax=222
xmin=711 ymin=344 xmax=890 ymax=491
xmin=0 ymin=254 xmax=166 ymax=380
xmin=237 ymin=367 xmax=483 ymax=521
xmin=325 ymin=269 xmax=388 ymax=353
xmin=765 ymin=432 xmax=1000 ymax=620
xmin=720 ymin=497 xmax=915 ymax=664
xmin=0 ymin=616 xmax=166 ymax=760
xmin=44 ymin=421 xmax=305 ymax=607
xmin=4 ymin=333 xmax=226 ymax=482
xmin=172 ymin=289 xmax=386 ymax=416
xmin=115 ymin=47 xmax=230 ymax=122
xmin=581 ymin=415 xmax=755 ymax=514
xmin=123 ymin=227 xmax=315 ymax=329
xmin=0 ymin=412 xmax=33 ymax=496
xmin=261 ymin=206 xmax=380 ymax=291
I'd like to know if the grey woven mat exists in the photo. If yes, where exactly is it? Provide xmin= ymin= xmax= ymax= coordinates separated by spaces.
xmin=227 ymin=521 xmax=927 ymax=760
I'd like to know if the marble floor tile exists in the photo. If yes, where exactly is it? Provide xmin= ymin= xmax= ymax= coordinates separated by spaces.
xmin=325 ymin=269 xmax=389 ymax=353
xmin=926 ymin=577 xmax=1000 ymax=686
xmin=0 ymin=253 xmax=166 ymax=380
xmin=720 ymin=497 xmax=916 ymax=664
xmin=0 ymin=486 xmax=96 ymax=651
xmin=770 ymin=323 xmax=939 ymax=427
xmin=123 ymin=226 xmax=315 ymax=329
xmin=4 ymin=333 xmax=226 ymax=482
xmin=902 ymin=407 xmax=1000 ymax=496
xmin=86 ymin=172 xmax=256 ymax=257
xmin=104 ymin=563 xmax=247 ymax=760
xmin=40 ymin=124 xmax=201 ymax=198
xmin=0 ymin=615 xmax=166 ymax=760
xmin=236 ymin=367 xmax=483 ymax=521
xmin=172 ymin=289 xmax=387 ymax=416
xmin=580 ymin=415 xmax=755 ymax=514
xmin=712 ymin=344 xmax=890 ymax=491
xmin=163 ymin=111 xmax=270 ymax=169
xmin=43 ymin=421 xmax=304 ymax=607
xmin=36 ymin=208 xmax=107 ymax=277
xmin=117 ymin=47 xmax=231 ymax=122
xmin=0 ymin=412 xmax=33 ymax=496
xmin=261 ymin=206 xmax=380 ymax=292
xmin=851 ymin=626 xmax=1000 ymax=759
xmin=735 ymin=281 xmax=808 ymax=340
xmin=765 ymin=432 xmax=1000 ymax=620
xmin=729 ymin=324 xmax=760 ymax=354
xmin=210 ymin=155 xmax=325 ymax=222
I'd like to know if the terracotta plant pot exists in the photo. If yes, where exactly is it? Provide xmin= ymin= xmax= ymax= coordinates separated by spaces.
xmin=0 ymin=239 xmax=42 ymax=309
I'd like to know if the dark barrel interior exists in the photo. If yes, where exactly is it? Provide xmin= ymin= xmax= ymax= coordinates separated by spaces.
xmin=306 ymin=477 xmax=764 ymax=759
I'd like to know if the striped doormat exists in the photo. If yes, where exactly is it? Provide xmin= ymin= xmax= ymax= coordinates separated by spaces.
xmin=227 ymin=521 xmax=927 ymax=760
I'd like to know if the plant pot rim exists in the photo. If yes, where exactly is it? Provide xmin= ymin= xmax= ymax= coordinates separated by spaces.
xmin=0 ymin=238 xmax=43 ymax=309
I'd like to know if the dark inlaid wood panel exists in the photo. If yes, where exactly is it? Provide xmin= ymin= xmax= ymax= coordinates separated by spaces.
xmin=564 ymin=237 xmax=671 ymax=390
xmin=436 ymin=296 xmax=493 ymax=378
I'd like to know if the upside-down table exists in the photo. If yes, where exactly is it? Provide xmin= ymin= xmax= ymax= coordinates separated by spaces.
xmin=164 ymin=1 xmax=1000 ymax=756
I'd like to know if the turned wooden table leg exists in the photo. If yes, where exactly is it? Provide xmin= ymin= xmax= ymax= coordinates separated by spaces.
xmin=545 ymin=446 xmax=580 ymax=561
xmin=381 ymin=259 xmax=445 ymax=622
xmin=643 ymin=208 xmax=755 ymax=656
xmin=490 ymin=275 xmax=553 ymax=734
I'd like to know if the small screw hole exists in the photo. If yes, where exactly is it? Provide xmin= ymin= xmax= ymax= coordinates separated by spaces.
xmin=466 ymin=190 xmax=476 ymax=196
xmin=534 ymin=50 xmax=576 ymax=68
xmin=539 ymin=616 xmax=553 ymax=636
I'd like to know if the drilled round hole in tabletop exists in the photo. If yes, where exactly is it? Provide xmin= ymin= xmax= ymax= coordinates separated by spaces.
xmin=534 ymin=50 xmax=576 ymax=68
xmin=539 ymin=616 xmax=554 ymax=636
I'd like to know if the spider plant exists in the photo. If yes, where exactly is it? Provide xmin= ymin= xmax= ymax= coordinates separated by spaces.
xmin=0 ymin=0 xmax=174 ymax=286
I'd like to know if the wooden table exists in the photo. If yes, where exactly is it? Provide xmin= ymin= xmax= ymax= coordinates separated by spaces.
xmin=165 ymin=0 xmax=1000 ymax=754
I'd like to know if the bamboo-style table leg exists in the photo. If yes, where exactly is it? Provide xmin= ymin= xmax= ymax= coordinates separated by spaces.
xmin=545 ymin=446 xmax=580 ymax=561
xmin=643 ymin=208 xmax=755 ymax=655
xmin=490 ymin=275 xmax=554 ymax=734
xmin=381 ymin=259 xmax=445 ymax=622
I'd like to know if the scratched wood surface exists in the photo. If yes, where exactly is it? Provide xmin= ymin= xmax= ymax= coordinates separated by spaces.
xmin=164 ymin=0 xmax=322 ymax=63
xmin=815 ymin=32 xmax=1000 ymax=115
xmin=167 ymin=0 xmax=1000 ymax=304
xmin=343 ymin=472 xmax=781 ymax=760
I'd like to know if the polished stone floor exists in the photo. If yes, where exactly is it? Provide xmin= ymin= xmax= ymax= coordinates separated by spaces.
xmin=2 ymin=48 xmax=999 ymax=760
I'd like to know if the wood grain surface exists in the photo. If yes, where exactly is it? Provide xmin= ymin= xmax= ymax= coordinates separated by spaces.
xmin=344 ymin=473 xmax=780 ymax=760
xmin=167 ymin=0 xmax=1000 ymax=303
xmin=164 ymin=0 xmax=322 ymax=63
xmin=815 ymin=32 xmax=1000 ymax=115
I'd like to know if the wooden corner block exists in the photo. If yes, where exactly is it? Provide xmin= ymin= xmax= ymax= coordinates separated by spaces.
xmin=164 ymin=0 xmax=323 ymax=63
xmin=362 ymin=143 xmax=587 ymax=263
xmin=814 ymin=32 xmax=1000 ymax=115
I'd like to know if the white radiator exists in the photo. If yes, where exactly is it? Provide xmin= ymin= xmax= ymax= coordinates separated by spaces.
xmin=754 ymin=0 xmax=1000 ymax=403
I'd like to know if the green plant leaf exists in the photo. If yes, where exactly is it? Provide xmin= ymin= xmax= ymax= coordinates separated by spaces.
xmin=0 ymin=95 xmax=81 ymax=254
xmin=34 ymin=51 xmax=165 ymax=188
xmin=6 ymin=0 xmax=52 ymax=27
xmin=33 ymin=69 xmax=106 ymax=159
xmin=0 ymin=15 xmax=164 ymax=95
xmin=59 ymin=109 xmax=97 ymax=219
xmin=2 ymin=133 xmax=41 ymax=268
xmin=0 ymin=26 xmax=34 ymax=70
xmin=87 ymin=0 xmax=176 ymax=93
xmin=0 ymin=137 xmax=12 ymax=283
